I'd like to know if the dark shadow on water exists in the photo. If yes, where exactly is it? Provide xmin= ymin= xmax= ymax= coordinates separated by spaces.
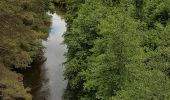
xmin=18 ymin=60 xmax=50 ymax=100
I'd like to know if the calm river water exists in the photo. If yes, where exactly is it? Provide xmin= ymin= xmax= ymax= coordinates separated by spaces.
xmin=22 ymin=13 xmax=67 ymax=100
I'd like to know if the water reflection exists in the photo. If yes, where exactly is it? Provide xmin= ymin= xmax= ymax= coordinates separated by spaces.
xmin=22 ymin=13 xmax=67 ymax=100
xmin=42 ymin=13 xmax=67 ymax=100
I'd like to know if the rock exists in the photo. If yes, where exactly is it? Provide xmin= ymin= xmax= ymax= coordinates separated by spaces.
xmin=40 ymin=56 xmax=47 ymax=62
xmin=0 ymin=83 xmax=6 ymax=89
xmin=0 ymin=96 xmax=2 ymax=100
xmin=0 ymin=91 xmax=3 ymax=100
xmin=37 ymin=56 xmax=47 ymax=63
xmin=16 ymin=97 xmax=25 ymax=100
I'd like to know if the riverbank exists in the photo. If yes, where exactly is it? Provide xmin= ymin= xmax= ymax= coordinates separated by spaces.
xmin=54 ymin=0 xmax=170 ymax=100
xmin=0 ymin=0 xmax=51 ymax=99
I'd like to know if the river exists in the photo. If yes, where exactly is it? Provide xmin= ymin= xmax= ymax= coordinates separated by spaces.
xmin=21 ymin=13 xmax=67 ymax=100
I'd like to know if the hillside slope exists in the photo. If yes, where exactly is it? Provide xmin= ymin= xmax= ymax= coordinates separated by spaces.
xmin=0 ymin=0 xmax=50 ymax=99
xmin=54 ymin=0 xmax=170 ymax=100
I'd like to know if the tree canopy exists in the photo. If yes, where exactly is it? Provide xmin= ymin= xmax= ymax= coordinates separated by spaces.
xmin=0 ymin=0 xmax=170 ymax=99
xmin=56 ymin=0 xmax=170 ymax=99
xmin=0 ymin=0 xmax=50 ymax=99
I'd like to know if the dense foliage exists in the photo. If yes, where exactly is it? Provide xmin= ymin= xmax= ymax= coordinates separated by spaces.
xmin=55 ymin=0 xmax=170 ymax=100
xmin=0 ymin=0 xmax=50 ymax=99
xmin=1 ymin=0 xmax=170 ymax=99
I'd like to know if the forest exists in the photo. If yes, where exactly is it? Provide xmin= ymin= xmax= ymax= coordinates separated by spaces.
xmin=0 ymin=0 xmax=50 ymax=99
xmin=0 ymin=0 xmax=170 ymax=100
xmin=58 ymin=0 xmax=170 ymax=100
